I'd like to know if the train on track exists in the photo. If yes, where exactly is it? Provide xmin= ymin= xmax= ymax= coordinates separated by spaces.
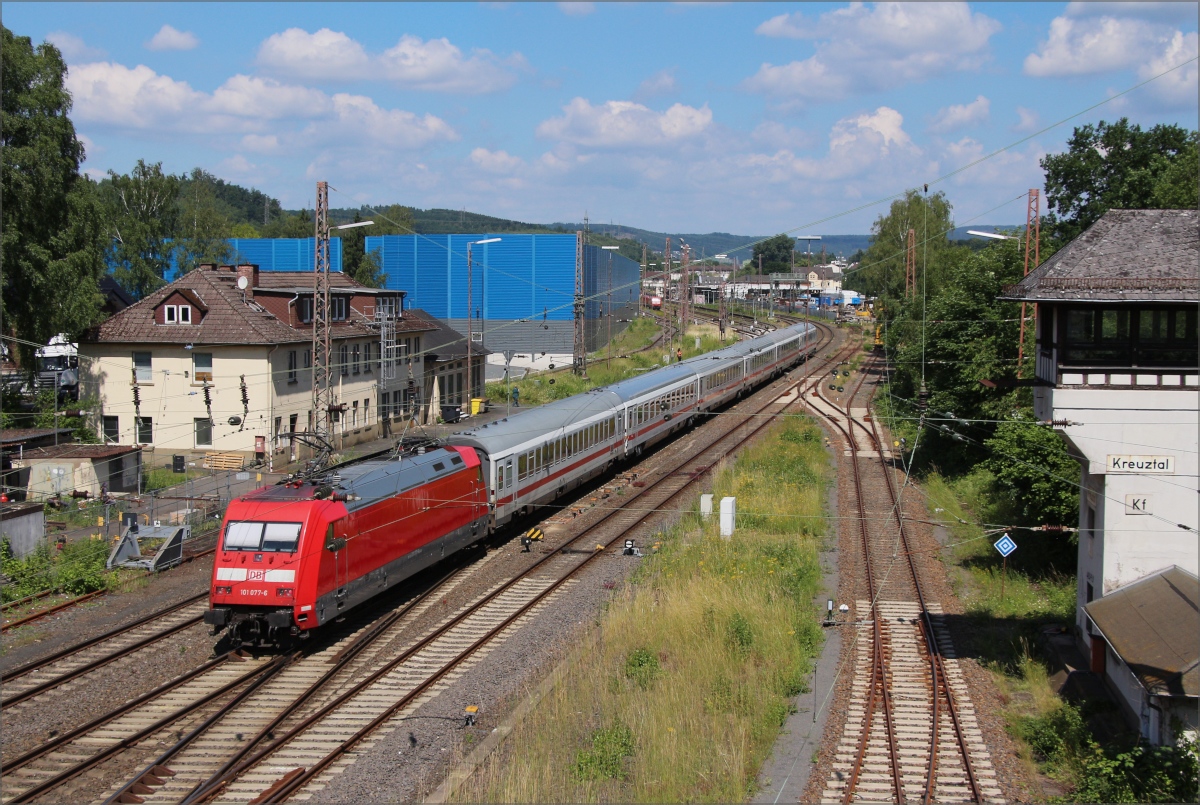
xmin=205 ymin=321 xmax=820 ymax=646
xmin=642 ymin=293 xmax=663 ymax=310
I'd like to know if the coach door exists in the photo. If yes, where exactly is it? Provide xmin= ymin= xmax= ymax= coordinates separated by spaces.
xmin=326 ymin=519 xmax=350 ymax=608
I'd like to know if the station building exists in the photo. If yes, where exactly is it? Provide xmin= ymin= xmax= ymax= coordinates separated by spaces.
xmin=366 ymin=234 xmax=641 ymax=372
xmin=999 ymin=208 xmax=1198 ymax=745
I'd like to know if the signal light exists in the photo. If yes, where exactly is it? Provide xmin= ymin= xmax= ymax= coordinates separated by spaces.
xmin=277 ymin=587 xmax=294 ymax=597
xmin=215 ymin=585 xmax=232 ymax=594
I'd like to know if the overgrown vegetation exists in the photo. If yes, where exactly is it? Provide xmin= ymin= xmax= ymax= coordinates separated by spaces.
xmin=459 ymin=414 xmax=829 ymax=802
xmin=1 ymin=537 xmax=114 ymax=603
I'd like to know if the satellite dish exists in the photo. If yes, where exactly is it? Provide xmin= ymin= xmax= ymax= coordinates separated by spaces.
xmin=237 ymin=276 xmax=249 ymax=290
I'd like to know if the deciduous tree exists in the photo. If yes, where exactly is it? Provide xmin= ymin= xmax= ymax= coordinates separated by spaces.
xmin=854 ymin=189 xmax=954 ymax=299
xmin=1041 ymin=118 xmax=1198 ymax=242
xmin=1 ymin=25 xmax=107 ymax=370
xmin=103 ymin=160 xmax=180 ymax=298
xmin=176 ymin=168 xmax=233 ymax=274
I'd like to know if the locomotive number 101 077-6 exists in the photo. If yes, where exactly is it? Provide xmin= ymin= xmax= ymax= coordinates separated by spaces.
xmin=240 ymin=589 xmax=268 ymax=596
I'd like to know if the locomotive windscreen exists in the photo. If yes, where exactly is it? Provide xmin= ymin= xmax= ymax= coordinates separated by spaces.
xmin=224 ymin=521 xmax=302 ymax=553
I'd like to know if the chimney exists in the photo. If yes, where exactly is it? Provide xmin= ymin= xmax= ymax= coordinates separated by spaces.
xmin=236 ymin=264 xmax=260 ymax=298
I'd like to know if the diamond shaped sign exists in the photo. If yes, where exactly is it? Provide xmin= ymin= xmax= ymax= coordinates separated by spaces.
xmin=994 ymin=533 xmax=1017 ymax=557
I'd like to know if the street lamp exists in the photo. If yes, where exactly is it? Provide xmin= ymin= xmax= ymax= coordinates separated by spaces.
xmin=467 ymin=238 xmax=501 ymax=416
xmin=602 ymin=247 xmax=619 ymax=364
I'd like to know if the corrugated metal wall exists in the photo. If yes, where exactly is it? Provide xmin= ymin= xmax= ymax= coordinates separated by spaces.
xmin=162 ymin=238 xmax=343 ymax=282
xmin=365 ymin=234 xmax=641 ymax=323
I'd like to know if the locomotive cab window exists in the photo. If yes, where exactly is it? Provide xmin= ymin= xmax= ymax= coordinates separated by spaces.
xmin=224 ymin=521 xmax=302 ymax=553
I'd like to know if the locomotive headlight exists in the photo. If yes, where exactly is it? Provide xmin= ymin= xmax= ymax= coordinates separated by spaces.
xmin=276 ymin=587 xmax=294 ymax=597
xmin=215 ymin=585 xmax=232 ymax=595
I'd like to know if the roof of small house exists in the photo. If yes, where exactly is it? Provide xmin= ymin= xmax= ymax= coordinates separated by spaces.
xmin=87 ymin=266 xmax=431 ymax=346
xmin=999 ymin=209 xmax=1199 ymax=303
xmin=1085 ymin=565 xmax=1199 ymax=698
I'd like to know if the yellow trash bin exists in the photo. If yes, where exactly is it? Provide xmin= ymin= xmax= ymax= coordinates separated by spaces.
xmin=471 ymin=398 xmax=488 ymax=416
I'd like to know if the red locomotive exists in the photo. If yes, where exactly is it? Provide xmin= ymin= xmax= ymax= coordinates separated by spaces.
xmin=642 ymin=294 xmax=663 ymax=310
xmin=204 ymin=444 xmax=488 ymax=645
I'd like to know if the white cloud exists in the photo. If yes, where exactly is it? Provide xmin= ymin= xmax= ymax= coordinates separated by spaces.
xmin=470 ymin=147 xmax=524 ymax=173
xmin=240 ymin=134 xmax=279 ymax=153
xmin=145 ymin=25 xmax=199 ymax=52
xmin=1065 ymin=2 xmax=1200 ymax=25
xmin=1138 ymin=30 xmax=1199 ymax=107
xmin=1024 ymin=7 xmax=1197 ymax=88
xmin=209 ymin=75 xmax=330 ymax=119
xmin=218 ymin=154 xmax=258 ymax=175
xmin=929 ymin=95 xmax=990 ymax=133
xmin=75 ymin=132 xmax=102 ymax=160
xmin=65 ymin=60 xmax=458 ymax=151
xmin=1013 ymin=106 xmax=1040 ymax=133
xmin=257 ymin=28 xmax=370 ymax=80
xmin=536 ymin=98 xmax=712 ymax=148
xmin=380 ymin=35 xmax=518 ymax=93
xmin=558 ymin=2 xmax=595 ymax=16
xmin=319 ymin=93 xmax=459 ymax=149
xmin=46 ymin=31 xmax=105 ymax=61
xmin=257 ymin=29 xmax=520 ymax=94
xmin=746 ymin=3 xmax=1001 ymax=103
xmin=67 ymin=62 xmax=206 ymax=129
xmin=634 ymin=69 xmax=678 ymax=101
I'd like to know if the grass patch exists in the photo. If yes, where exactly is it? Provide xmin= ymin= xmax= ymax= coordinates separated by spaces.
xmin=141 ymin=466 xmax=208 ymax=493
xmin=458 ymin=414 xmax=831 ymax=803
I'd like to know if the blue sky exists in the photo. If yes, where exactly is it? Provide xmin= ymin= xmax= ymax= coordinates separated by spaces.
xmin=6 ymin=2 xmax=1197 ymax=235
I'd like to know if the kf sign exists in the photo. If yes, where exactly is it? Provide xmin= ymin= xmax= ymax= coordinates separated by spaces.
xmin=1124 ymin=494 xmax=1152 ymax=515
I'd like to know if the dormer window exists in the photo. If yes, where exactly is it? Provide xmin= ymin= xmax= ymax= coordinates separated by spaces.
xmin=331 ymin=297 xmax=348 ymax=321
xmin=162 ymin=304 xmax=192 ymax=324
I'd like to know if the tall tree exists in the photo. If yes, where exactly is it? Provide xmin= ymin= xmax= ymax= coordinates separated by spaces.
xmin=176 ymin=168 xmax=233 ymax=274
xmin=1 ymin=26 xmax=107 ymax=370
xmin=750 ymin=233 xmax=797 ymax=274
xmin=854 ymin=189 xmax=954 ymax=299
xmin=343 ymin=204 xmax=415 ymax=287
xmin=1041 ymin=118 xmax=1198 ymax=242
xmin=103 ymin=160 xmax=181 ymax=299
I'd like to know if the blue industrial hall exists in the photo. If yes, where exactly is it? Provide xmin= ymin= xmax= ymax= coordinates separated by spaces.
xmin=365 ymin=234 xmax=642 ymax=359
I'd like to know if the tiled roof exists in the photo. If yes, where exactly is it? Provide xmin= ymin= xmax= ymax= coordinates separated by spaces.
xmin=1000 ymin=209 xmax=1199 ymax=303
xmin=0 ymin=428 xmax=74 ymax=445
xmin=20 ymin=443 xmax=142 ymax=460
xmin=1085 ymin=565 xmax=1199 ymax=698
xmin=87 ymin=267 xmax=432 ymax=345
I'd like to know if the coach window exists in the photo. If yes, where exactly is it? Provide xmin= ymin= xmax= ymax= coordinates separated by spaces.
xmin=518 ymin=454 xmax=527 ymax=480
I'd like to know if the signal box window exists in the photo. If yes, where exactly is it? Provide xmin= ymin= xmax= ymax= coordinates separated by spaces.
xmin=136 ymin=417 xmax=153 ymax=444
xmin=103 ymin=416 xmax=119 ymax=443
xmin=224 ymin=521 xmax=301 ymax=552
xmin=195 ymin=417 xmax=213 ymax=446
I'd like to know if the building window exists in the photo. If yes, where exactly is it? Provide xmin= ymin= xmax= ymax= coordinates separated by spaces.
xmin=288 ymin=350 xmax=298 ymax=382
xmin=381 ymin=391 xmax=390 ymax=419
xmin=299 ymin=297 xmax=313 ymax=323
xmin=136 ymin=416 xmax=153 ymax=444
xmin=164 ymin=305 xmax=177 ymax=324
xmin=195 ymin=417 xmax=213 ymax=447
xmin=331 ymin=297 xmax=348 ymax=321
xmin=133 ymin=352 xmax=153 ymax=384
xmin=193 ymin=352 xmax=213 ymax=383
xmin=103 ymin=416 xmax=119 ymax=443
xmin=1061 ymin=305 xmax=1198 ymax=368
xmin=364 ymin=398 xmax=370 ymax=424
xmin=179 ymin=305 xmax=191 ymax=324
xmin=340 ymin=345 xmax=349 ymax=376
xmin=304 ymin=349 xmax=312 ymax=369
xmin=364 ymin=342 xmax=372 ymax=373
xmin=352 ymin=400 xmax=359 ymax=427
xmin=352 ymin=344 xmax=361 ymax=375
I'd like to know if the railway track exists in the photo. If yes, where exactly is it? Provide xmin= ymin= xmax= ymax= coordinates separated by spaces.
xmin=802 ymin=351 xmax=1004 ymax=803
xmin=88 ymin=322 xmax=842 ymax=805
xmin=1 ymin=593 xmax=209 ymax=708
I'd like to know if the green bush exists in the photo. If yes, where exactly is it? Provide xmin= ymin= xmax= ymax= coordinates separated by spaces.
xmin=1 ymin=537 xmax=113 ymax=603
xmin=624 ymin=648 xmax=661 ymax=689
xmin=1012 ymin=703 xmax=1199 ymax=803
xmin=572 ymin=722 xmax=635 ymax=781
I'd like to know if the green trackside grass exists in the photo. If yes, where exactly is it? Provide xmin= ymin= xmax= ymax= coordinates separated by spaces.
xmin=485 ymin=317 xmax=730 ymax=408
xmin=458 ymin=414 xmax=831 ymax=803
